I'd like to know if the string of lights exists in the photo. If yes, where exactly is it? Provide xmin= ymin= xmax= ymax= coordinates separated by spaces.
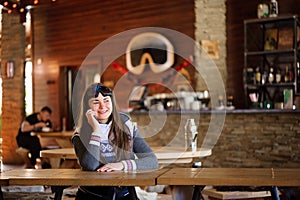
xmin=0 ymin=0 xmax=56 ymax=14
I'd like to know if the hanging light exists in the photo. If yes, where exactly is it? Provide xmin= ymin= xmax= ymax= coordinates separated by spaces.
xmin=0 ymin=0 xmax=56 ymax=23
xmin=0 ymin=0 xmax=56 ymax=14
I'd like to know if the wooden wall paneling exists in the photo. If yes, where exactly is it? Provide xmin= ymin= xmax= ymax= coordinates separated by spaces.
xmin=226 ymin=0 xmax=258 ymax=108
xmin=31 ymin=0 xmax=195 ymax=123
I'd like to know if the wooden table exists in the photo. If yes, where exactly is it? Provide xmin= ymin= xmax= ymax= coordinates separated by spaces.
xmin=157 ymin=168 xmax=300 ymax=200
xmin=0 ymin=177 xmax=9 ymax=200
xmin=0 ymin=168 xmax=168 ymax=200
xmin=1 ymin=168 xmax=298 ymax=200
xmin=35 ymin=131 xmax=74 ymax=148
xmin=40 ymin=147 xmax=212 ymax=168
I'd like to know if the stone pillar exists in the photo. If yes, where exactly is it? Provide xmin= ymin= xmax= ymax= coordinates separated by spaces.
xmin=1 ymin=13 xmax=25 ymax=164
xmin=194 ymin=0 xmax=227 ymax=107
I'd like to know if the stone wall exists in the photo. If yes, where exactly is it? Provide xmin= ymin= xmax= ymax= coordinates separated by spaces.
xmin=1 ymin=13 xmax=25 ymax=164
xmin=194 ymin=0 xmax=227 ymax=104
xmin=130 ymin=111 xmax=300 ymax=168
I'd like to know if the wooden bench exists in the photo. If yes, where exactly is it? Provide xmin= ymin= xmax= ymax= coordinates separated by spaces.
xmin=202 ymin=188 xmax=272 ymax=200
xmin=15 ymin=147 xmax=32 ymax=168
xmin=0 ymin=168 xmax=168 ymax=200
xmin=157 ymin=168 xmax=300 ymax=200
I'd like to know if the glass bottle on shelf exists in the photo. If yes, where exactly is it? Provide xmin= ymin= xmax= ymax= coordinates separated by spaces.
xmin=269 ymin=0 xmax=278 ymax=17
xmin=259 ymin=90 xmax=265 ymax=109
xmin=276 ymin=68 xmax=281 ymax=83
xmin=255 ymin=67 xmax=261 ymax=84
xmin=261 ymin=70 xmax=268 ymax=85
xmin=284 ymin=66 xmax=290 ymax=82
xmin=268 ymin=67 xmax=274 ymax=83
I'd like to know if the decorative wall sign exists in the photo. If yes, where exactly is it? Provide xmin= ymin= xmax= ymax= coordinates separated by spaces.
xmin=126 ymin=32 xmax=174 ymax=75
xmin=200 ymin=40 xmax=220 ymax=59
xmin=278 ymin=28 xmax=293 ymax=49
xmin=264 ymin=29 xmax=278 ymax=50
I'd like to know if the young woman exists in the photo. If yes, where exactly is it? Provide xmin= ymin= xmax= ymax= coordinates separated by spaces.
xmin=72 ymin=83 xmax=158 ymax=200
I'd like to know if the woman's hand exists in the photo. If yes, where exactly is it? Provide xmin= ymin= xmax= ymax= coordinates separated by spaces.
xmin=86 ymin=109 xmax=108 ymax=139
xmin=86 ymin=109 xmax=101 ymax=133
xmin=97 ymin=162 xmax=124 ymax=172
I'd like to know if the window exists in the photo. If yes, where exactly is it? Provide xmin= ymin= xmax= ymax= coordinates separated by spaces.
xmin=24 ymin=61 xmax=33 ymax=115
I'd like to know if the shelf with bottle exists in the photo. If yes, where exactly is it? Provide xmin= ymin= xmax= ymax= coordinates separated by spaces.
xmin=245 ymin=64 xmax=297 ymax=109
xmin=244 ymin=15 xmax=300 ymax=108
xmin=245 ymin=65 xmax=295 ymax=87
xmin=246 ymin=85 xmax=293 ymax=109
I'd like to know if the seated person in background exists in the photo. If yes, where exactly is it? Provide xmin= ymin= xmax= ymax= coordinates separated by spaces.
xmin=16 ymin=106 xmax=53 ymax=168
xmin=72 ymin=83 xmax=158 ymax=200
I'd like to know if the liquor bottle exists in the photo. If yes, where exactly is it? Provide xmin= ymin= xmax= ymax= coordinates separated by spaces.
xmin=284 ymin=66 xmax=290 ymax=82
xmin=255 ymin=67 xmax=261 ymax=84
xmin=268 ymin=67 xmax=274 ymax=83
xmin=269 ymin=0 xmax=278 ymax=17
xmin=259 ymin=90 xmax=266 ymax=109
xmin=261 ymin=70 xmax=268 ymax=85
xmin=276 ymin=68 xmax=281 ymax=83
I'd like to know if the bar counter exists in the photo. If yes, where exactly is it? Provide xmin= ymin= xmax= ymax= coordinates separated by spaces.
xmin=128 ymin=109 xmax=300 ymax=168
xmin=130 ymin=108 xmax=300 ymax=114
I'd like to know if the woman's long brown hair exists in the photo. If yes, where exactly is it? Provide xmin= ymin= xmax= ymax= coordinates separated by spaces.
xmin=77 ymin=83 xmax=132 ymax=161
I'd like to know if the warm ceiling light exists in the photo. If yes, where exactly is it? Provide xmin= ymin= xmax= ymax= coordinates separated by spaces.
xmin=0 ymin=0 xmax=56 ymax=15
